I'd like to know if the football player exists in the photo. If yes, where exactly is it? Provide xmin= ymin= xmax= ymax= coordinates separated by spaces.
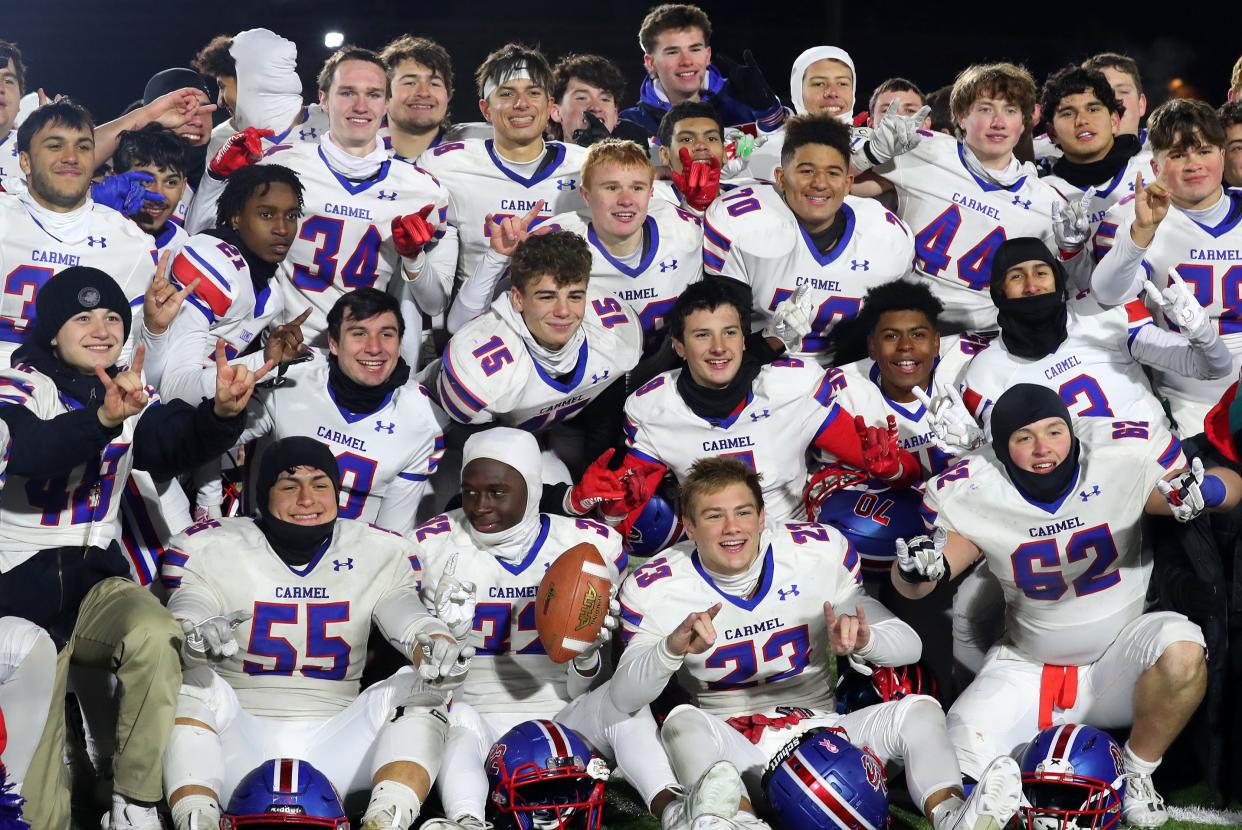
xmin=0 ymin=100 xmax=157 ymax=366
xmin=435 ymin=230 xmax=641 ymax=477
xmin=1090 ymin=99 xmax=1242 ymax=432
xmin=868 ymin=79 xmax=929 ymax=129
xmin=0 ymin=267 xmax=259 ymax=829
xmin=569 ymin=280 xmax=919 ymax=527
xmin=417 ymin=44 xmax=586 ymax=287
xmin=961 ymin=237 xmax=1230 ymax=430
xmin=0 ymin=41 xmax=25 ymax=185
xmin=1082 ymin=53 xmax=1147 ymax=141
xmin=653 ymin=102 xmax=727 ymax=215
xmin=1038 ymin=65 xmax=1151 ymax=243
xmin=611 ymin=457 xmax=1025 ymax=830
xmin=549 ymin=54 xmax=624 ymax=144
xmin=414 ymin=428 xmax=714 ymax=830
xmin=160 ymin=437 xmax=471 ymax=830
xmin=380 ymin=35 xmax=477 ymax=162
xmin=1220 ymin=100 xmax=1242 ymax=188
xmin=853 ymin=63 xmax=1067 ymax=331
xmin=896 ymin=384 xmax=1242 ymax=827
xmin=109 ymin=125 xmax=192 ymax=256
xmin=0 ymin=609 xmax=56 ymax=798
xmin=703 ymin=114 xmax=916 ymax=365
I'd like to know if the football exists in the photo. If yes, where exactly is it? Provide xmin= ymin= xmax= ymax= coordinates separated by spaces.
xmin=535 ymin=542 xmax=613 ymax=663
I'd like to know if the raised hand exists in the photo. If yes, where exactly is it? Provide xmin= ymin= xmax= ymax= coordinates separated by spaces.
xmin=264 ymin=307 xmax=312 ymax=364
xmin=671 ymin=147 xmax=721 ymax=212
xmin=718 ymin=49 xmax=778 ymax=111
xmin=96 ymin=345 xmax=150 ymax=428
xmin=859 ymin=96 xmax=931 ymax=169
xmin=1052 ymin=187 xmax=1095 ymax=253
xmin=1132 ymin=163 xmax=1171 ymax=244
xmin=856 ymin=414 xmax=904 ymax=480
xmin=894 ymin=527 xmax=948 ymax=583
xmin=666 ymin=603 xmax=722 ymax=656
xmin=568 ymin=448 xmax=648 ymax=517
xmin=209 ymin=126 xmax=274 ymax=178
xmin=392 ymin=204 xmax=440 ymax=259
xmin=824 ymin=602 xmax=870 ymax=655
xmin=433 ymin=551 xmax=478 ymax=640
xmin=1144 ymin=267 xmax=1212 ymax=344
xmin=571 ymin=111 xmax=612 ymax=147
xmin=212 ymin=338 xmax=273 ymax=418
xmin=143 ymin=251 xmax=198 ymax=335
xmin=1157 ymin=457 xmax=1208 ymax=523
xmin=762 ymin=283 xmax=813 ymax=352
xmin=91 ymin=170 xmax=166 ymax=216
xmin=911 ymin=384 xmax=984 ymax=454
xmin=148 ymin=87 xmax=218 ymax=133
xmin=488 ymin=200 xmax=548 ymax=257
xmin=574 ymin=597 xmax=621 ymax=671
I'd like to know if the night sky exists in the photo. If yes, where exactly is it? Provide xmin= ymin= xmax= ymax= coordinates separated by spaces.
xmin=5 ymin=1 xmax=1237 ymax=128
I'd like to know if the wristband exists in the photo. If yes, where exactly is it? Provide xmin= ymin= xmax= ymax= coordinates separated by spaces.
xmin=1201 ymin=474 xmax=1227 ymax=508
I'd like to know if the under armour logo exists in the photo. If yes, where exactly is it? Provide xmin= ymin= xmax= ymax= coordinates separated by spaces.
xmin=778 ymin=585 xmax=799 ymax=600
xmin=375 ymin=420 xmax=396 ymax=434
xmin=591 ymin=370 xmax=610 ymax=384
xmin=658 ymin=258 xmax=678 ymax=272
xmin=86 ymin=235 xmax=107 ymax=248
xmin=299 ymin=127 xmax=319 ymax=141
xmin=749 ymin=409 xmax=770 ymax=421
xmin=333 ymin=558 xmax=354 ymax=571
xmin=1079 ymin=485 xmax=1102 ymax=502
xmin=1012 ymin=195 xmax=1032 ymax=210
xmin=377 ymin=190 xmax=398 ymax=201
xmin=850 ymin=259 xmax=869 ymax=271
xmin=556 ymin=178 xmax=578 ymax=191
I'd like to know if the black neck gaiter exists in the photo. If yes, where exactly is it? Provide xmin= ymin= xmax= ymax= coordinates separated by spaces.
xmin=1050 ymin=134 xmax=1141 ymax=190
xmin=327 ymin=354 xmax=411 ymax=415
xmin=996 ymin=292 xmax=1069 ymax=359
xmin=676 ymin=355 xmax=763 ymax=423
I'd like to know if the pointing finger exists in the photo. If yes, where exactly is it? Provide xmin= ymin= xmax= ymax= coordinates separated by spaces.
xmin=1167 ymin=267 xmax=1188 ymax=290
xmin=706 ymin=602 xmax=722 ymax=619
xmin=214 ymin=338 xmax=228 ymax=369
xmin=292 ymin=306 xmax=313 ymax=327
xmin=130 ymin=343 xmax=145 ymax=377
xmin=1078 ymin=187 xmax=1095 ymax=212
xmin=252 ymin=359 xmax=277 ymax=382
xmin=910 ymin=385 xmax=934 ymax=409
xmin=912 ymin=104 xmax=931 ymax=124
xmin=791 ymin=283 xmax=809 ymax=304
xmin=1142 ymin=280 xmax=1164 ymax=305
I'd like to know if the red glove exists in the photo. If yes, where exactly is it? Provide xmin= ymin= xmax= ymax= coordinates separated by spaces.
xmin=208 ymin=127 xmax=274 ymax=178
xmin=569 ymin=449 xmax=650 ymax=517
xmin=671 ymin=147 xmax=721 ymax=212
xmin=392 ymin=204 xmax=438 ymax=258
xmin=856 ymin=414 xmax=905 ymax=481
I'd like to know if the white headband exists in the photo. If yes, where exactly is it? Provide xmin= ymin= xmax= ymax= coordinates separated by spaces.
xmin=482 ymin=62 xmax=533 ymax=101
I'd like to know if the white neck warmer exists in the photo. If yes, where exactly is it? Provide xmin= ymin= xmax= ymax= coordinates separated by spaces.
xmin=18 ymin=189 xmax=93 ymax=244
xmin=1181 ymin=189 xmax=1229 ymax=225
xmin=492 ymin=292 xmax=586 ymax=377
xmin=319 ymin=133 xmax=388 ymax=180
xmin=961 ymin=142 xmax=1029 ymax=187
xmin=230 ymin=28 xmax=304 ymax=134
xmin=701 ymin=530 xmax=770 ymax=597
xmin=790 ymin=46 xmax=855 ymax=123
xmin=463 ymin=427 xmax=544 ymax=562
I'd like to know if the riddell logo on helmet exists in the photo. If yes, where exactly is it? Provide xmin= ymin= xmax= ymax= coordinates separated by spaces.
xmin=575 ymin=584 xmax=603 ymax=631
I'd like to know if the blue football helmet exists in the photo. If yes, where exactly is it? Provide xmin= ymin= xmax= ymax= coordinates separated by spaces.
xmin=805 ymin=466 xmax=924 ymax=577
xmin=1018 ymin=724 xmax=1126 ymax=830
xmin=485 ymin=720 xmax=608 ymax=830
xmin=763 ymin=727 xmax=889 ymax=830
xmin=221 ymin=758 xmax=349 ymax=828
xmin=835 ymin=660 xmax=941 ymax=714
xmin=620 ymin=476 xmax=684 ymax=557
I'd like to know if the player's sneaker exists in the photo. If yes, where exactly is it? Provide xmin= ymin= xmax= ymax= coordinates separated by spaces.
xmin=418 ymin=817 xmax=493 ymax=830
xmin=690 ymin=813 xmax=772 ymax=830
xmin=1122 ymin=769 xmax=1168 ymax=827
xmin=100 ymin=798 xmax=163 ymax=829
xmin=663 ymin=761 xmax=745 ymax=829
xmin=943 ymin=756 xmax=1022 ymax=830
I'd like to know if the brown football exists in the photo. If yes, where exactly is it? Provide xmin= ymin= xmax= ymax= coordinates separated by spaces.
xmin=535 ymin=542 xmax=612 ymax=663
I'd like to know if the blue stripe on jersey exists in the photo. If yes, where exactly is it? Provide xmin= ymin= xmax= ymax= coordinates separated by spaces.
xmin=691 ymin=545 xmax=775 ymax=611
xmin=956 ymin=142 xmax=1027 ymax=192
xmin=703 ymin=220 xmax=731 ymax=252
xmin=918 ymin=502 xmax=938 ymax=529
xmin=398 ymin=471 xmax=428 ymax=481
xmin=627 ymin=446 xmax=663 ymax=465
xmin=797 ymin=202 xmax=856 ymax=267
xmin=589 ymin=217 xmax=660 ymax=277
xmin=622 ymin=417 xmax=638 ymax=443
xmin=162 ymin=550 xmax=188 ymax=567
xmin=441 ymin=350 xmax=487 ymax=412
xmin=484 ymin=139 xmax=567 ymax=187
xmin=619 ymin=600 xmax=643 ymax=643
xmin=185 ymin=246 xmax=232 ymax=292
xmin=703 ymin=250 xmax=725 ymax=272
xmin=531 ymin=339 xmax=589 ymax=392
xmin=184 ymin=292 xmax=216 ymax=324
xmin=498 ymin=514 xmax=552 ymax=576
xmin=812 ymin=372 xmax=837 ymax=406
xmin=1158 ymin=435 xmax=1183 ymax=470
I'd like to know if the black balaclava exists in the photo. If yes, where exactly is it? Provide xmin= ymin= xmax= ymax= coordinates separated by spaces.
xmin=1050 ymin=134 xmax=1142 ymax=190
xmin=990 ymin=383 xmax=1081 ymax=503
xmin=255 ymin=437 xmax=341 ymax=566
xmin=12 ymin=267 xmax=133 ymax=407
xmin=989 ymin=237 xmax=1069 ymax=358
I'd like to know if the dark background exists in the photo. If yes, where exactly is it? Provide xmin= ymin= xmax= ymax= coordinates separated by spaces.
xmin=5 ymin=1 xmax=1238 ymax=126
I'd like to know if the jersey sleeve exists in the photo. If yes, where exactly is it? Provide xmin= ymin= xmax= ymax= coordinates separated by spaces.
xmin=920 ymin=463 xmax=967 ymax=535
xmin=611 ymin=558 xmax=685 ymax=713
xmin=373 ymin=389 xmax=446 ymax=535
xmin=171 ymin=237 xmax=250 ymax=328
xmin=621 ymin=376 xmax=670 ymax=466
xmin=435 ymin=322 xmax=509 ymax=425
xmin=162 ymin=524 xmax=230 ymax=623
xmin=702 ymin=197 xmax=753 ymax=283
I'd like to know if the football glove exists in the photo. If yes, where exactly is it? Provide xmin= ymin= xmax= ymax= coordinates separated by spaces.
xmin=856 ymin=414 xmax=905 ymax=481
xmin=895 ymin=528 xmax=948 ymax=583
xmin=1144 ymin=268 xmax=1214 ymax=345
xmin=571 ymin=111 xmax=612 ymax=147
xmin=392 ymin=204 xmax=439 ymax=259
xmin=91 ymin=170 xmax=166 ymax=216
xmin=573 ymin=597 xmax=620 ymax=672
xmin=911 ymin=384 xmax=985 ymax=455
xmin=761 ymin=283 xmax=813 ymax=351
xmin=1157 ymin=457 xmax=1208 ymax=523
xmin=208 ymin=127 xmax=273 ymax=178
xmin=416 ymin=633 xmax=475 ymax=689
xmin=432 ymin=552 xmax=477 ymax=640
xmin=717 ymin=50 xmax=779 ymax=111
xmin=180 ymin=609 xmax=252 ymax=661
xmin=852 ymin=97 xmax=930 ymax=172
xmin=1052 ymin=187 xmax=1094 ymax=254
xmin=671 ymin=147 xmax=721 ymax=212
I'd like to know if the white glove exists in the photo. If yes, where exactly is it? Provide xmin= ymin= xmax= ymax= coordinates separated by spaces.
xmin=721 ymin=129 xmax=768 ymax=179
xmin=762 ymin=284 xmax=813 ymax=351
xmin=1156 ymin=457 xmax=1207 ymax=523
xmin=1052 ymin=187 xmax=1094 ymax=253
xmin=1145 ymin=268 xmax=1213 ymax=344
xmin=853 ymin=97 xmax=931 ymax=172
xmin=416 ymin=632 xmax=475 ymax=689
xmin=911 ymin=384 xmax=985 ymax=455
xmin=895 ymin=527 xmax=947 ymax=583
xmin=432 ymin=552 xmax=477 ymax=640
xmin=181 ymin=609 xmax=252 ymax=661
xmin=573 ymin=597 xmax=620 ymax=672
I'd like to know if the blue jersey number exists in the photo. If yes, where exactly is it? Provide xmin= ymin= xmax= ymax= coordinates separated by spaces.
xmin=1011 ymin=524 xmax=1121 ymax=601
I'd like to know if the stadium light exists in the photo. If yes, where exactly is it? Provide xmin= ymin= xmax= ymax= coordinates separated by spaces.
xmin=324 ymin=31 xmax=345 ymax=48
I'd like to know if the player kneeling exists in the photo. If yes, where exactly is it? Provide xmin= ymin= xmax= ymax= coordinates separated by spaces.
xmin=160 ymin=437 xmax=472 ymax=830
xmin=611 ymin=457 xmax=1023 ymax=830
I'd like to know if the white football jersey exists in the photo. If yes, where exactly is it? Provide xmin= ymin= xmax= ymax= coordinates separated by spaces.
xmin=243 ymin=356 xmax=445 ymax=535
xmin=0 ymin=195 xmax=156 ymax=364
xmin=623 ymin=358 xmax=841 ymax=523
xmin=436 ymin=292 xmax=641 ymax=430
xmin=162 ymin=517 xmax=425 ymax=718
xmin=151 ymin=220 xmax=189 ymax=257
xmin=417 ymin=138 xmax=588 ymax=284
xmin=881 ymin=132 xmax=1061 ymax=330
xmin=618 ymin=522 xmax=861 ymax=717
xmin=203 ymin=106 xmax=331 ymax=161
xmin=0 ymin=363 xmax=153 ymax=567
xmin=0 ymin=128 xmax=18 ymax=186
xmin=826 ymin=333 xmax=990 ymax=477
xmin=923 ymin=417 xmax=1185 ymax=665
xmin=258 ymin=142 xmax=450 ymax=342
xmin=703 ymin=185 xmax=915 ymax=362
xmin=962 ymin=293 xmax=1166 ymax=430
xmin=1041 ymin=148 xmax=1151 ymax=239
xmin=412 ymin=510 xmax=625 ymax=715
xmin=549 ymin=201 xmax=704 ymax=354
xmin=1092 ymin=190 xmax=1242 ymax=430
